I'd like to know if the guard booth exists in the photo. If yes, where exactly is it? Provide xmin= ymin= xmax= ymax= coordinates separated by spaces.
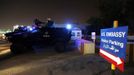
xmin=71 ymin=28 xmax=82 ymax=40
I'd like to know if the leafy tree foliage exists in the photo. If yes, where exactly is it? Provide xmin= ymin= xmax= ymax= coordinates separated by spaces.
xmin=86 ymin=17 xmax=103 ymax=35
xmin=86 ymin=0 xmax=134 ymax=33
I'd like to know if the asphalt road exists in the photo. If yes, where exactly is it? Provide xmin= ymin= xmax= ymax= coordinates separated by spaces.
xmin=0 ymin=40 xmax=108 ymax=75
xmin=0 ymin=40 xmax=134 ymax=75
xmin=0 ymin=40 xmax=12 ymax=61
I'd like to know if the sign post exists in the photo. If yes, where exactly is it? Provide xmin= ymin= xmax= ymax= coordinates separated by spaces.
xmin=111 ymin=20 xmax=118 ymax=75
xmin=99 ymin=21 xmax=128 ymax=73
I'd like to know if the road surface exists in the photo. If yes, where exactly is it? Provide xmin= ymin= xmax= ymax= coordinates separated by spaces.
xmin=0 ymin=40 xmax=134 ymax=75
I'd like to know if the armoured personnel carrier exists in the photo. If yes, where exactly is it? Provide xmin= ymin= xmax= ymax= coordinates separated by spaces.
xmin=5 ymin=19 xmax=72 ymax=54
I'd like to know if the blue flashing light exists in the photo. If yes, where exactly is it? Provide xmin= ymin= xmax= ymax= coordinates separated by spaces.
xmin=26 ymin=26 xmax=38 ymax=33
xmin=31 ymin=30 xmax=37 ymax=33
xmin=29 ymin=28 xmax=33 ymax=31
xmin=66 ymin=24 xmax=72 ymax=29
xmin=27 ymin=26 xmax=33 ymax=31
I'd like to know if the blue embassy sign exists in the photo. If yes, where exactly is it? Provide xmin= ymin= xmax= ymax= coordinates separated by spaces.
xmin=100 ymin=26 xmax=128 ymax=59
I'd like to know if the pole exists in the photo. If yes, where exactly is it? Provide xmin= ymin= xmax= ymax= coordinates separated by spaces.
xmin=111 ymin=20 xmax=118 ymax=75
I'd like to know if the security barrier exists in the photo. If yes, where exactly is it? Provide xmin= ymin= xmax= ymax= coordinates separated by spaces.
xmin=76 ymin=39 xmax=95 ymax=55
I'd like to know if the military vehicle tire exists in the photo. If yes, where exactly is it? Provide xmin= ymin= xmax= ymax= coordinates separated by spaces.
xmin=54 ymin=42 xmax=66 ymax=53
xmin=10 ymin=43 xmax=31 ymax=54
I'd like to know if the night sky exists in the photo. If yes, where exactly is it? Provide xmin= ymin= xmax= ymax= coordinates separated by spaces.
xmin=0 ymin=0 xmax=100 ymax=29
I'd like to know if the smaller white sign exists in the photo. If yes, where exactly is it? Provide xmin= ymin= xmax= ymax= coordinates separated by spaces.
xmin=91 ymin=32 xmax=96 ymax=40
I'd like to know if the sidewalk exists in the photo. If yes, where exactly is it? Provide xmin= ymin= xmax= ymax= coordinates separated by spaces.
xmin=101 ymin=64 xmax=134 ymax=75
xmin=0 ymin=51 xmax=134 ymax=75
xmin=47 ymin=54 xmax=134 ymax=75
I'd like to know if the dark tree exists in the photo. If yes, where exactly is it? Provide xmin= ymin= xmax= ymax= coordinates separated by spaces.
xmin=86 ymin=0 xmax=134 ymax=34
xmin=99 ymin=0 xmax=126 ymax=26
xmin=86 ymin=17 xmax=103 ymax=35
xmin=98 ymin=0 xmax=134 ymax=33
xmin=125 ymin=0 xmax=134 ymax=33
